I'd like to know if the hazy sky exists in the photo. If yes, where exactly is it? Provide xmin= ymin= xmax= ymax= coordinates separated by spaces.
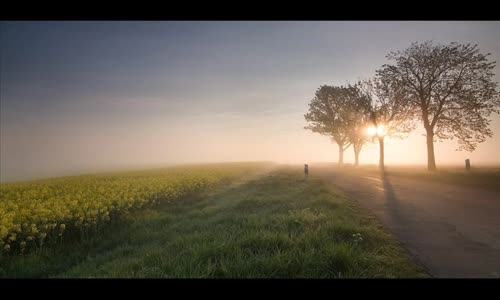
xmin=1 ymin=21 xmax=500 ymax=182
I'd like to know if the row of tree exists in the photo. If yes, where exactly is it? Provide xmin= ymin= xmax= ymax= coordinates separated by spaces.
xmin=304 ymin=41 xmax=500 ymax=171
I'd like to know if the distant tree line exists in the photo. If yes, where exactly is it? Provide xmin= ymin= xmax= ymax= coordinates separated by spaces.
xmin=304 ymin=41 xmax=500 ymax=171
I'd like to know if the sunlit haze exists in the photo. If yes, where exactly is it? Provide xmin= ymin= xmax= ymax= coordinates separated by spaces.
xmin=2 ymin=21 xmax=500 ymax=182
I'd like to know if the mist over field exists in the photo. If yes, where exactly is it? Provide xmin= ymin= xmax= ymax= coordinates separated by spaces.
xmin=3 ymin=20 xmax=500 ymax=279
xmin=1 ymin=21 xmax=500 ymax=182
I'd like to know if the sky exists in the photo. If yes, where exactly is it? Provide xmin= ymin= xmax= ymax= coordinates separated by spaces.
xmin=1 ymin=21 xmax=500 ymax=182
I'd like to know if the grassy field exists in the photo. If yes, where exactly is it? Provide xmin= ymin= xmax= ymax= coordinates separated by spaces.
xmin=385 ymin=169 xmax=500 ymax=191
xmin=378 ymin=166 xmax=500 ymax=191
xmin=0 ymin=165 xmax=427 ymax=278
xmin=314 ymin=163 xmax=500 ymax=192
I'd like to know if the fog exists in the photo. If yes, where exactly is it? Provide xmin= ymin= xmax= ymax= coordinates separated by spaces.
xmin=1 ymin=21 xmax=500 ymax=182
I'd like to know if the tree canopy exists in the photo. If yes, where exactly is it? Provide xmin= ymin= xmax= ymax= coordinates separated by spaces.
xmin=377 ymin=41 xmax=500 ymax=170
xmin=304 ymin=41 xmax=499 ymax=171
xmin=304 ymin=84 xmax=368 ymax=164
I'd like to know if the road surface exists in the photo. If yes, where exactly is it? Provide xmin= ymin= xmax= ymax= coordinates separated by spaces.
xmin=325 ymin=169 xmax=500 ymax=278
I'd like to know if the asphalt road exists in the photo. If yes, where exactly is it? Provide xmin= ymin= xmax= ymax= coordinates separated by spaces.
xmin=325 ymin=169 xmax=500 ymax=278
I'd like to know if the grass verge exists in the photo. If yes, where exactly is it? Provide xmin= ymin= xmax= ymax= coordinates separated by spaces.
xmin=322 ymin=163 xmax=500 ymax=192
xmin=0 ymin=167 xmax=428 ymax=278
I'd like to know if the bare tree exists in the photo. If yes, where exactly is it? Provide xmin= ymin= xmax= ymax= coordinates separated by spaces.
xmin=350 ymin=123 xmax=370 ymax=167
xmin=304 ymin=85 xmax=356 ymax=165
xmin=360 ymin=78 xmax=417 ymax=171
xmin=345 ymin=83 xmax=372 ymax=166
xmin=377 ymin=41 xmax=500 ymax=171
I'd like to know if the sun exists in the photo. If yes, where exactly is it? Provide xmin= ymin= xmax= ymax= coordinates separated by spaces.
xmin=367 ymin=126 xmax=377 ymax=136
xmin=366 ymin=125 xmax=386 ymax=137
xmin=376 ymin=125 xmax=386 ymax=136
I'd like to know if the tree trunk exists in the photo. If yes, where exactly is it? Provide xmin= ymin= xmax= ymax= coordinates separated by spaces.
xmin=378 ymin=136 xmax=385 ymax=171
xmin=354 ymin=146 xmax=360 ymax=167
xmin=338 ymin=147 xmax=344 ymax=165
xmin=426 ymin=131 xmax=437 ymax=171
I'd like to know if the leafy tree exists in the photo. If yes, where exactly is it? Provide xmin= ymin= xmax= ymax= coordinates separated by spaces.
xmin=359 ymin=78 xmax=417 ymax=170
xmin=344 ymin=83 xmax=373 ymax=166
xmin=305 ymin=85 xmax=355 ymax=164
xmin=377 ymin=41 xmax=500 ymax=171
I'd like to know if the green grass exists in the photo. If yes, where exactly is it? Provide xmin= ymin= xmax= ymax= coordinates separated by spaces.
xmin=386 ymin=170 xmax=500 ymax=192
xmin=0 ymin=167 xmax=428 ymax=278
xmin=323 ymin=163 xmax=500 ymax=192
xmin=359 ymin=165 xmax=500 ymax=192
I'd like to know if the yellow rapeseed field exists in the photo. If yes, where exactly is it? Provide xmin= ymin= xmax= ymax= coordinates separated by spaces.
xmin=0 ymin=163 xmax=268 ymax=255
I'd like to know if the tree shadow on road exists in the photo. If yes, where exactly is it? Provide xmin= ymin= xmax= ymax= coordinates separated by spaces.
xmin=379 ymin=171 xmax=435 ymax=277
xmin=380 ymin=171 xmax=407 ymax=227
